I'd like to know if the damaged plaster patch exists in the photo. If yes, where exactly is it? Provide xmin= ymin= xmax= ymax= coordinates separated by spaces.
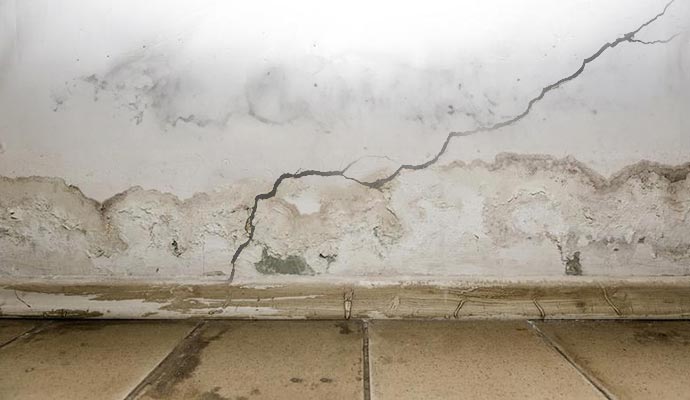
xmin=0 ymin=177 xmax=255 ymax=277
xmin=283 ymin=190 xmax=322 ymax=215
xmin=255 ymin=248 xmax=313 ymax=275
xmin=2 ymin=155 xmax=688 ymax=280
xmin=234 ymin=154 xmax=690 ymax=280
xmin=481 ymin=154 xmax=690 ymax=276
xmin=565 ymin=252 xmax=583 ymax=276
xmin=237 ymin=176 xmax=402 ymax=278
xmin=0 ymin=177 xmax=125 ymax=275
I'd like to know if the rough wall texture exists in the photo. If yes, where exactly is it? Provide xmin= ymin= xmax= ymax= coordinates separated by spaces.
xmin=2 ymin=154 xmax=689 ymax=281
xmin=1 ymin=0 xmax=689 ymax=284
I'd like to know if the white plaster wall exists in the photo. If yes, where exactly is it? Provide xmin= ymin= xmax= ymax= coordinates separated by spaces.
xmin=0 ymin=0 xmax=689 ymax=282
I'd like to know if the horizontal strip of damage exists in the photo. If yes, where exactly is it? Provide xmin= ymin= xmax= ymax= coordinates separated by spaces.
xmin=2 ymin=278 xmax=690 ymax=320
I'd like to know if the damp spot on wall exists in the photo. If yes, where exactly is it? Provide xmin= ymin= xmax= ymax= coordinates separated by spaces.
xmin=255 ymin=248 xmax=313 ymax=275
xmin=565 ymin=251 xmax=582 ymax=276
xmin=335 ymin=321 xmax=353 ymax=335
xmin=199 ymin=387 xmax=230 ymax=400
xmin=633 ymin=328 xmax=690 ymax=345
xmin=171 ymin=239 xmax=184 ymax=257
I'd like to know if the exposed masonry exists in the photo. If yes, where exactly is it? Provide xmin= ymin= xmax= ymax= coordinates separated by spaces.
xmin=228 ymin=0 xmax=681 ymax=279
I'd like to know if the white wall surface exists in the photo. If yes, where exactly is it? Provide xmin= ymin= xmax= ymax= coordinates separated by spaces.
xmin=0 ymin=0 xmax=689 ymax=282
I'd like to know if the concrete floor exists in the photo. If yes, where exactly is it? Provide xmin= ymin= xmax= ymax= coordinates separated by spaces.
xmin=0 ymin=319 xmax=689 ymax=399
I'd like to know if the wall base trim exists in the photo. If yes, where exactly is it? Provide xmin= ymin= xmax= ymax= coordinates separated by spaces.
xmin=1 ymin=279 xmax=689 ymax=320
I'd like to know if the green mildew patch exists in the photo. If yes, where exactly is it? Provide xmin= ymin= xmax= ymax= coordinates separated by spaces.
xmin=255 ymin=248 xmax=314 ymax=275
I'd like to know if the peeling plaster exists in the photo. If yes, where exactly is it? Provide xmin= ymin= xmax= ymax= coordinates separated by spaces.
xmin=1 ymin=154 xmax=688 ymax=280
xmin=0 ymin=177 xmax=255 ymax=277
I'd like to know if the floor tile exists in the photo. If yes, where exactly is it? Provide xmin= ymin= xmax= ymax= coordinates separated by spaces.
xmin=0 ymin=320 xmax=196 ymax=400
xmin=0 ymin=320 xmax=39 ymax=347
xmin=132 ymin=320 xmax=364 ymax=400
xmin=536 ymin=320 xmax=690 ymax=399
xmin=368 ymin=320 xmax=603 ymax=400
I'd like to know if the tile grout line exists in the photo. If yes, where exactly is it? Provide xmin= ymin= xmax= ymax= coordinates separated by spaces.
xmin=527 ymin=320 xmax=617 ymax=400
xmin=362 ymin=319 xmax=372 ymax=400
xmin=123 ymin=320 xmax=207 ymax=400
xmin=0 ymin=320 xmax=55 ymax=350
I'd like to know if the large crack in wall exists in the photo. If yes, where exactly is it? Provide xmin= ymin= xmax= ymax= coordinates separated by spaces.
xmin=1 ymin=0 xmax=688 ymax=282
xmin=242 ymin=154 xmax=690 ymax=280
xmin=228 ymin=0 xmax=682 ymax=280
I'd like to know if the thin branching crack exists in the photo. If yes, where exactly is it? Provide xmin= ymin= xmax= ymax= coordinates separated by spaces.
xmin=361 ymin=0 xmax=676 ymax=189
xmin=630 ymin=32 xmax=682 ymax=45
xmin=229 ymin=0 xmax=676 ymax=280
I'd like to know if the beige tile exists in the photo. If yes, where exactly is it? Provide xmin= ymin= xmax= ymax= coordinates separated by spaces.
xmin=0 ymin=320 xmax=39 ymax=346
xmin=369 ymin=320 xmax=603 ymax=400
xmin=132 ymin=320 xmax=364 ymax=400
xmin=536 ymin=320 xmax=690 ymax=399
xmin=0 ymin=320 xmax=196 ymax=400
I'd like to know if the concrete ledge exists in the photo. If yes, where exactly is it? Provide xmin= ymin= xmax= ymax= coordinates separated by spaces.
xmin=1 ymin=278 xmax=690 ymax=320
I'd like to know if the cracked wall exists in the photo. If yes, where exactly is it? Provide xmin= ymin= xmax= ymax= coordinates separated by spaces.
xmin=2 ymin=154 xmax=689 ymax=281
xmin=1 ymin=0 xmax=689 ymax=284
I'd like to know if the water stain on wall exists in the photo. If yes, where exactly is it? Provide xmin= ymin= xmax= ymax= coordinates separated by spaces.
xmin=1 ymin=154 xmax=689 ymax=280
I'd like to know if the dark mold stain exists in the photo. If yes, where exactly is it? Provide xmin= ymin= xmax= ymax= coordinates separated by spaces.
xmin=143 ymin=323 xmax=230 ymax=399
xmin=255 ymin=248 xmax=313 ymax=275
xmin=335 ymin=321 xmax=353 ymax=335
xmin=565 ymin=252 xmax=582 ymax=276
xmin=82 ymin=74 xmax=108 ymax=101
xmin=634 ymin=328 xmax=690 ymax=345
xmin=76 ymin=53 xmax=232 ymax=128
xmin=171 ymin=239 xmax=184 ymax=257
xmin=245 ymin=65 xmax=307 ymax=126
xmin=199 ymin=387 xmax=229 ymax=400
xmin=318 ymin=253 xmax=337 ymax=267
xmin=50 ymin=322 xmax=107 ymax=333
